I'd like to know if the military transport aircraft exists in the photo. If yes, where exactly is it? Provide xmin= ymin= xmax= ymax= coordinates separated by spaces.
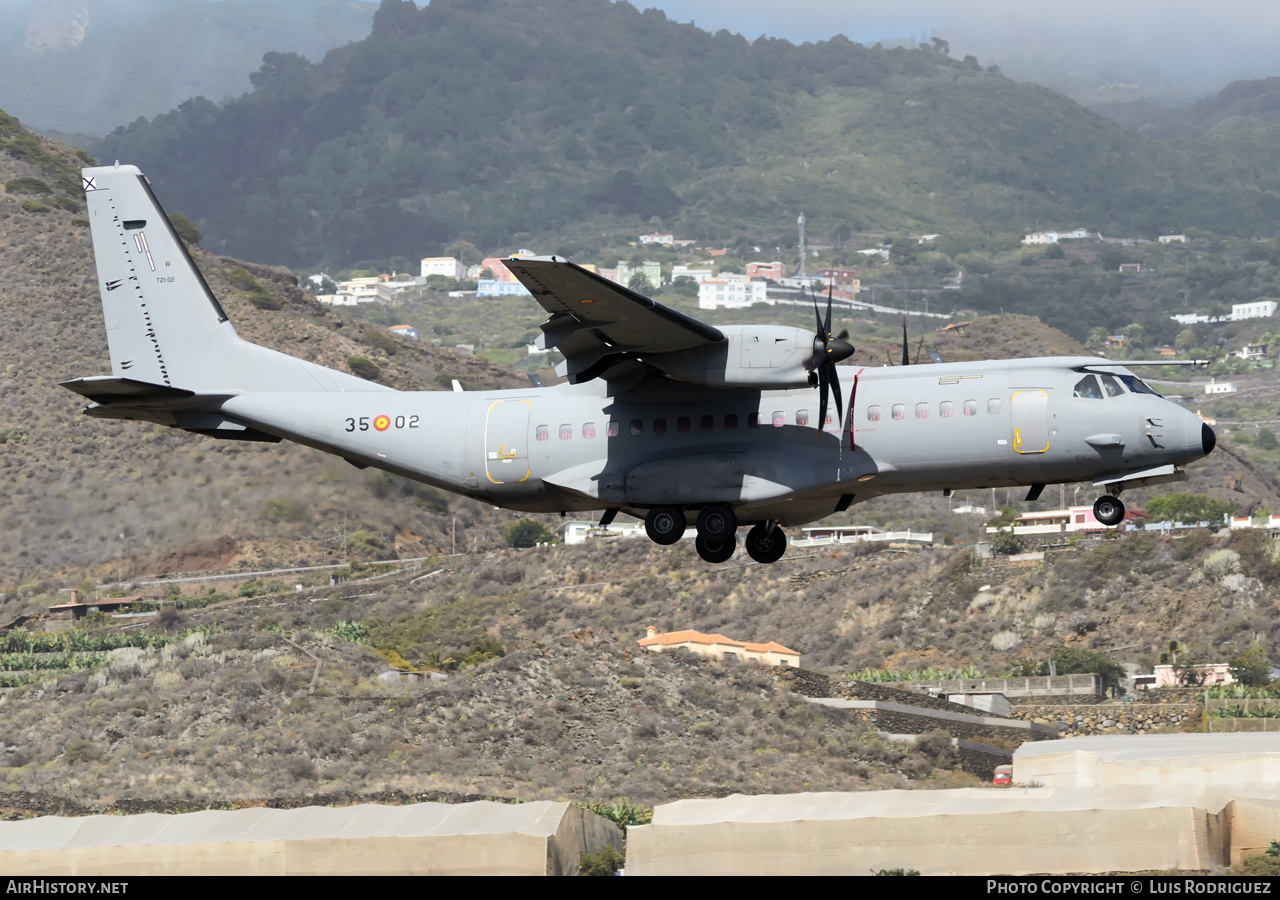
xmin=64 ymin=164 xmax=1216 ymax=564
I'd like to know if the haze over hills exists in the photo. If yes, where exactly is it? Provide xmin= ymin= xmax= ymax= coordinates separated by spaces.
xmin=82 ymin=0 xmax=1280 ymax=272
xmin=0 ymin=0 xmax=376 ymax=138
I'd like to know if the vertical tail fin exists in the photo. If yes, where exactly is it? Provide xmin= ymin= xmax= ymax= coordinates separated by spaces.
xmin=79 ymin=164 xmax=388 ymax=396
xmin=82 ymin=164 xmax=239 ymax=391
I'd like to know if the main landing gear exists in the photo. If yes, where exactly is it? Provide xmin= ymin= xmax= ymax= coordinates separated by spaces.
xmin=1093 ymin=495 xmax=1125 ymax=527
xmin=643 ymin=504 xmax=788 ymax=564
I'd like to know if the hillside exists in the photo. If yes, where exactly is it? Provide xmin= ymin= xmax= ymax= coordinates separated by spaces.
xmin=0 ymin=108 xmax=527 ymax=588
xmin=0 ymin=527 xmax=1276 ymax=812
xmin=0 ymin=0 xmax=375 ymax=138
xmin=87 ymin=0 xmax=1279 ymax=271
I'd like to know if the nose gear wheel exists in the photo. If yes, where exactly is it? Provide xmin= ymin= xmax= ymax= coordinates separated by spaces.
xmin=745 ymin=523 xmax=787 ymax=564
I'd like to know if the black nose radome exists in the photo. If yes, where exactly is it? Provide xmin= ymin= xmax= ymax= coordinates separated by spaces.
xmin=1203 ymin=423 xmax=1216 ymax=456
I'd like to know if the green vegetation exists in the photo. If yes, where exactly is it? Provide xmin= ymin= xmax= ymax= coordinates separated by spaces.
xmin=1145 ymin=493 xmax=1238 ymax=525
xmin=848 ymin=666 xmax=986 ymax=683
xmin=578 ymin=844 xmax=625 ymax=876
xmin=226 ymin=267 xmax=281 ymax=311
xmin=168 ymin=213 xmax=202 ymax=247
xmin=1228 ymin=647 xmax=1274 ymax=687
xmin=347 ymin=357 xmax=381 ymax=380
xmin=505 ymin=519 xmax=557 ymax=548
xmin=95 ymin=0 xmax=1280 ymax=277
xmin=577 ymin=799 xmax=654 ymax=832
xmin=1228 ymin=841 xmax=1280 ymax=876
xmin=4 ymin=177 xmax=50 ymax=195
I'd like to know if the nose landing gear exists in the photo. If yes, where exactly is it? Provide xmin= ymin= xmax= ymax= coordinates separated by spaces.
xmin=1093 ymin=495 xmax=1125 ymax=527
xmin=745 ymin=522 xmax=787 ymax=564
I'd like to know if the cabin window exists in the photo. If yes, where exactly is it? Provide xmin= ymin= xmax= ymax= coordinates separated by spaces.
xmin=940 ymin=401 xmax=953 ymax=418
xmin=701 ymin=415 xmax=714 ymax=432
xmin=1073 ymin=375 xmax=1103 ymax=399
xmin=988 ymin=398 xmax=1002 ymax=415
xmin=559 ymin=424 xmax=573 ymax=440
xmin=583 ymin=422 xmax=597 ymax=439
xmin=825 ymin=412 xmax=833 ymax=425
xmin=630 ymin=420 xmax=643 ymax=436
xmin=867 ymin=405 xmax=881 ymax=422
xmin=796 ymin=410 xmax=810 ymax=426
xmin=915 ymin=402 xmax=929 ymax=419
xmin=676 ymin=416 xmax=691 ymax=433
xmin=772 ymin=411 xmax=785 ymax=427
xmin=1118 ymin=374 xmax=1161 ymax=396
xmin=536 ymin=425 xmax=550 ymax=441
xmin=964 ymin=400 xmax=977 ymax=416
xmin=725 ymin=413 xmax=739 ymax=430
xmin=1099 ymin=374 xmax=1125 ymax=397
xmin=654 ymin=418 xmax=668 ymax=435
xmin=607 ymin=421 xmax=620 ymax=437
xmin=749 ymin=412 xmax=760 ymax=428
xmin=891 ymin=404 xmax=905 ymax=421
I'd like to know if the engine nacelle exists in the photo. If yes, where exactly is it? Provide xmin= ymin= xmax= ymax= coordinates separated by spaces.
xmin=646 ymin=325 xmax=815 ymax=389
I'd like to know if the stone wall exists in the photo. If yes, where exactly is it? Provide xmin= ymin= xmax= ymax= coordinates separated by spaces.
xmin=830 ymin=703 xmax=1057 ymax=744
xmin=1009 ymin=703 xmax=1201 ymax=737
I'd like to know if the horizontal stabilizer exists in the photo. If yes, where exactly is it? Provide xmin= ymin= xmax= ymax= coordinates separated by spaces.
xmin=59 ymin=376 xmax=225 ymax=409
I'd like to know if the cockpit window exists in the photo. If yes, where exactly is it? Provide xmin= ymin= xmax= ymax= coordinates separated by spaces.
xmin=1073 ymin=375 xmax=1103 ymax=399
xmin=1099 ymin=374 xmax=1125 ymax=397
xmin=1117 ymin=373 xmax=1161 ymax=396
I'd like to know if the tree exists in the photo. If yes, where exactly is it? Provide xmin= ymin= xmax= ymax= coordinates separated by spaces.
xmin=444 ymin=240 xmax=482 ymax=267
xmin=1050 ymin=647 xmax=1126 ymax=693
xmin=505 ymin=518 xmax=556 ymax=548
xmin=1228 ymin=648 xmax=1273 ymax=686
xmin=628 ymin=271 xmax=651 ymax=292
xmin=1145 ymin=493 xmax=1237 ymax=524
xmin=168 ymin=213 xmax=202 ymax=247
xmin=1258 ymin=428 xmax=1278 ymax=451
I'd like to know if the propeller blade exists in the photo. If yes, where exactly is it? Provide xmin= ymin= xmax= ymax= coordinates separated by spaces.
xmin=915 ymin=334 xmax=925 ymax=366
xmin=830 ymin=363 xmax=843 ymax=427
xmin=816 ymin=364 xmax=830 ymax=438
xmin=812 ymin=289 xmax=824 ymax=337
xmin=837 ymin=328 xmax=849 ymax=340
xmin=824 ymin=284 xmax=834 ymax=337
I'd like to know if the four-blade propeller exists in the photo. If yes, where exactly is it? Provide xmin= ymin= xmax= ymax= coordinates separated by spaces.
xmin=805 ymin=287 xmax=855 ymax=436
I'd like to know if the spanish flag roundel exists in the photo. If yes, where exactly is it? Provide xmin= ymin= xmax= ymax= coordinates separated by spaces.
xmin=374 ymin=415 xmax=390 ymax=432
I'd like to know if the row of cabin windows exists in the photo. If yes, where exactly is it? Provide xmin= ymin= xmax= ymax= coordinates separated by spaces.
xmin=866 ymin=399 xmax=1001 ymax=422
xmin=534 ymin=411 xmax=835 ymax=441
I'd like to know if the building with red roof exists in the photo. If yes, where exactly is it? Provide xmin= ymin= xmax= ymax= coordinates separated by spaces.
xmin=638 ymin=626 xmax=799 ymax=667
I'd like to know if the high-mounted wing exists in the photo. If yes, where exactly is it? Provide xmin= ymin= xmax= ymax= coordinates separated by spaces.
xmin=503 ymin=256 xmax=723 ymax=383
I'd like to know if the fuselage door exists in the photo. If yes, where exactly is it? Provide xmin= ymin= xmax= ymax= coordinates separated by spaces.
xmin=1011 ymin=390 xmax=1050 ymax=454
xmin=484 ymin=399 xmax=531 ymax=484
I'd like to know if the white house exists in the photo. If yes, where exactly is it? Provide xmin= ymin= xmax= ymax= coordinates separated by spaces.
xmin=671 ymin=265 xmax=715 ymax=284
xmin=420 ymin=257 xmax=466 ymax=280
xmin=476 ymin=280 xmax=532 ymax=297
xmin=638 ymin=233 xmax=674 ymax=246
xmin=1205 ymin=381 xmax=1237 ymax=395
xmin=1158 ymin=235 xmax=1187 ymax=244
xmin=1231 ymin=300 xmax=1278 ymax=321
xmin=698 ymin=277 xmax=770 ymax=309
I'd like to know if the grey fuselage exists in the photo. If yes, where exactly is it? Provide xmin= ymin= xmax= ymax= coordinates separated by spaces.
xmin=218 ymin=356 xmax=1210 ymax=528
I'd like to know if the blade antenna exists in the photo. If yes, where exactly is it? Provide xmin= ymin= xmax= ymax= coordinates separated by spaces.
xmin=901 ymin=317 xmax=910 ymax=367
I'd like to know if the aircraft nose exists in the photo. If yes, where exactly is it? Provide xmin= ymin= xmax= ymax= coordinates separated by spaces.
xmin=1185 ymin=412 xmax=1215 ymax=458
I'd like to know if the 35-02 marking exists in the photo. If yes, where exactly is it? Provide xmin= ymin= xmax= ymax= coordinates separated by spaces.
xmin=344 ymin=415 xmax=418 ymax=433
